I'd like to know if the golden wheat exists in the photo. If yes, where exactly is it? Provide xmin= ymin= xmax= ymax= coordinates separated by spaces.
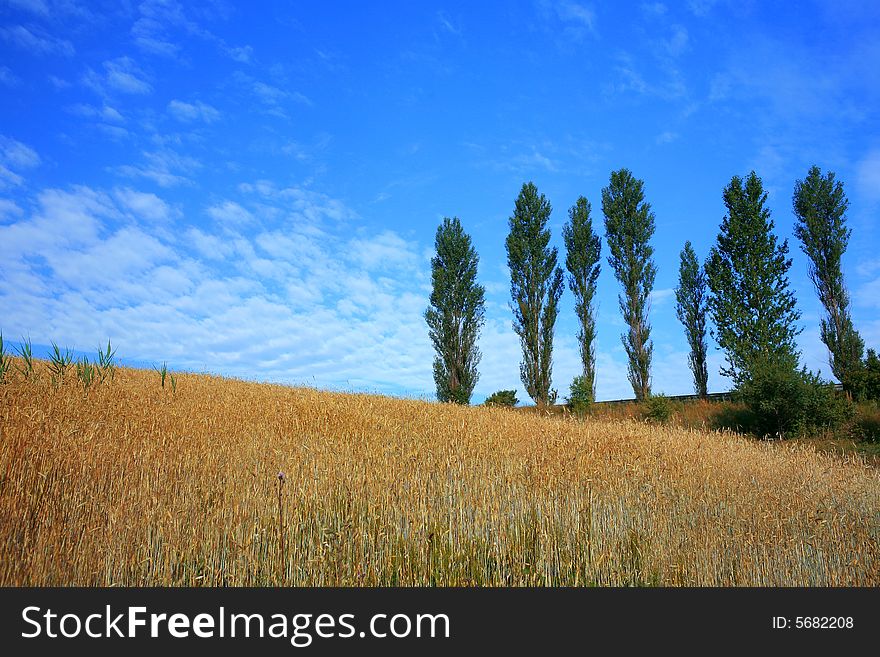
xmin=1 ymin=360 xmax=878 ymax=586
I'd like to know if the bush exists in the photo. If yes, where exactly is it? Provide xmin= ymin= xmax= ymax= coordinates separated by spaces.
xmin=853 ymin=403 xmax=880 ymax=442
xmin=846 ymin=349 xmax=880 ymax=402
xmin=566 ymin=376 xmax=593 ymax=415
xmin=484 ymin=389 xmax=518 ymax=407
xmin=642 ymin=394 xmax=672 ymax=423
xmin=738 ymin=362 xmax=853 ymax=438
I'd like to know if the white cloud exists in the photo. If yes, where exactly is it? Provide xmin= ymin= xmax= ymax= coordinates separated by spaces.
xmin=856 ymin=150 xmax=880 ymax=202
xmin=664 ymin=24 xmax=689 ymax=57
xmin=84 ymin=57 xmax=152 ymax=96
xmin=649 ymin=288 xmax=675 ymax=307
xmin=0 ymin=24 xmax=74 ymax=56
xmin=115 ymin=149 xmax=200 ymax=187
xmin=114 ymin=187 xmax=173 ymax=223
xmin=655 ymin=130 xmax=679 ymax=144
xmin=436 ymin=11 xmax=461 ymax=36
xmin=0 ymin=66 xmax=20 ymax=86
xmin=7 ymin=0 xmax=51 ymax=15
xmin=349 ymin=231 xmax=419 ymax=271
xmin=0 ymin=136 xmax=40 ymax=189
xmin=240 ymin=77 xmax=313 ymax=118
xmin=226 ymin=45 xmax=253 ymax=63
xmin=67 ymin=103 xmax=125 ymax=123
xmin=0 ymin=198 xmax=24 ymax=221
xmin=555 ymin=1 xmax=597 ymax=34
xmin=167 ymin=99 xmax=220 ymax=123
xmin=641 ymin=2 xmax=667 ymax=16
xmin=688 ymin=0 xmax=719 ymax=16
xmin=206 ymin=200 xmax=254 ymax=226
xmin=0 ymin=183 xmax=437 ymax=396
xmin=0 ymin=136 xmax=41 ymax=169
xmin=854 ymin=277 xmax=880 ymax=309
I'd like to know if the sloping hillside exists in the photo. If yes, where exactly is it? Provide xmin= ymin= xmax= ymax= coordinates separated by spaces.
xmin=1 ymin=363 xmax=878 ymax=586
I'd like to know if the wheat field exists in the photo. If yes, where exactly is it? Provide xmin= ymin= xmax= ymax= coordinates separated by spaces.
xmin=1 ymin=361 xmax=878 ymax=586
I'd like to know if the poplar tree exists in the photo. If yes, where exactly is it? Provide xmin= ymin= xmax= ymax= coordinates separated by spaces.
xmin=601 ymin=169 xmax=656 ymax=401
xmin=793 ymin=165 xmax=864 ymax=388
xmin=705 ymin=171 xmax=801 ymax=386
xmin=506 ymin=182 xmax=564 ymax=406
xmin=675 ymin=241 xmax=709 ymax=398
xmin=425 ymin=217 xmax=485 ymax=404
xmin=563 ymin=196 xmax=602 ymax=401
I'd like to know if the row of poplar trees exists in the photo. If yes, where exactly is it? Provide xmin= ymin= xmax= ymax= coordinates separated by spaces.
xmin=425 ymin=165 xmax=865 ymax=406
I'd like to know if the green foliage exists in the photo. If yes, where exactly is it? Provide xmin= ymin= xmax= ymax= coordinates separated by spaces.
xmin=737 ymin=362 xmax=853 ymax=438
xmin=793 ymin=166 xmax=864 ymax=389
xmin=484 ymin=389 xmax=519 ymax=407
xmin=96 ymin=339 xmax=117 ymax=383
xmin=76 ymin=357 xmax=96 ymax=390
xmin=642 ymin=394 xmax=672 ymax=423
xmin=566 ymin=375 xmax=594 ymax=415
xmin=155 ymin=361 xmax=168 ymax=388
xmin=705 ymin=171 xmax=801 ymax=386
xmin=853 ymin=403 xmax=880 ymax=442
xmin=170 ymin=372 xmax=177 ymax=394
xmin=425 ymin=217 xmax=486 ymax=405
xmin=563 ymin=196 xmax=601 ymax=401
xmin=675 ymin=241 xmax=709 ymax=398
xmin=601 ymin=169 xmax=656 ymax=401
xmin=506 ymin=182 xmax=564 ymax=406
xmin=48 ymin=342 xmax=73 ymax=384
xmin=14 ymin=336 xmax=34 ymax=379
xmin=0 ymin=332 xmax=10 ymax=383
xmin=847 ymin=349 xmax=880 ymax=402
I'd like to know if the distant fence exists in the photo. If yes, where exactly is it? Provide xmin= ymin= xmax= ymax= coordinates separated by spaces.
xmin=593 ymin=382 xmax=844 ymax=406
xmin=594 ymin=391 xmax=733 ymax=406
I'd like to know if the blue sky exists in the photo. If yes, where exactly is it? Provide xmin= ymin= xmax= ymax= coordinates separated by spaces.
xmin=1 ymin=0 xmax=878 ymax=402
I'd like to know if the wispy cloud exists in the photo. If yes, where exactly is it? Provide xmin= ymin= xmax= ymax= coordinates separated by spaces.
xmin=0 ymin=23 xmax=74 ymax=56
xmin=83 ymin=57 xmax=152 ymax=96
xmin=655 ymin=130 xmax=679 ymax=145
xmin=247 ymin=79 xmax=314 ymax=117
xmin=66 ymin=103 xmax=125 ymax=123
xmin=0 ymin=183 xmax=436 ymax=395
xmin=436 ymin=11 xmax=462 ymax=36
xmin=687 ymin=0 xmax=719 ymax=17
xmin=226 ymin=44 xmax=253 ymax=63
xmin=132 ymin=0 xmax=253 ymax=64
xmin=605 ymin=51 xmax=687 ymax=101
xmin=649 ymin=288 xmax=675 ymax=307
xmin=114 ymin=187 xmax=175 ymax=223
xmin=856 ymin=150 xmax=880 ymax=203
xmin=0 ymin=136 xmax=41 ymax=189
xmin=641 ymin=2 xmax=667 ymax=16
xmin=206 ymin=200 xmax=254 ymax=227
xmin=0 ymin=66 xmax=20 ymax=86
xmin=0 ymin=199 xmax=24 ymax=221
xmin=167 ymin=99 xmax=220 ymax=123
xmin=555 ymin=1 xmax=597 ymax=34
xmin=114 ymin=149 xmax=200 ymax=187
xmin=6 ymin=0 xmax=50 ymax=15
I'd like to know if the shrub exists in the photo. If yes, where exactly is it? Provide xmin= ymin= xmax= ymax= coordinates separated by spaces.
xmin=484 ymin=389 xmax=518 ymax=407
xmin=853 ymin=403 xmax=880 ymax=442
xmin=642 ymin=394 xmax=672 ymax=423
xmin=738 ymin=362 xmax=853 ymax=438
xmin=75 ymin=357 xmax=96 ymax=390
xmin=567 ymin=375 xmax=593 ymax=415
xmin=48 ymin=342 xmax=73 ymax=385
xmin=0 ymin=332 xmax=10 ymax=383
xmin=14 ymin=337 xmax=35 ymax=379
xmin=155 ymin=361 xmax=168 ymax=388
xmin=846 ymin=349 xmax=880 ymax=402
xmin=96 ymin=339 xmax=117 ymax=383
